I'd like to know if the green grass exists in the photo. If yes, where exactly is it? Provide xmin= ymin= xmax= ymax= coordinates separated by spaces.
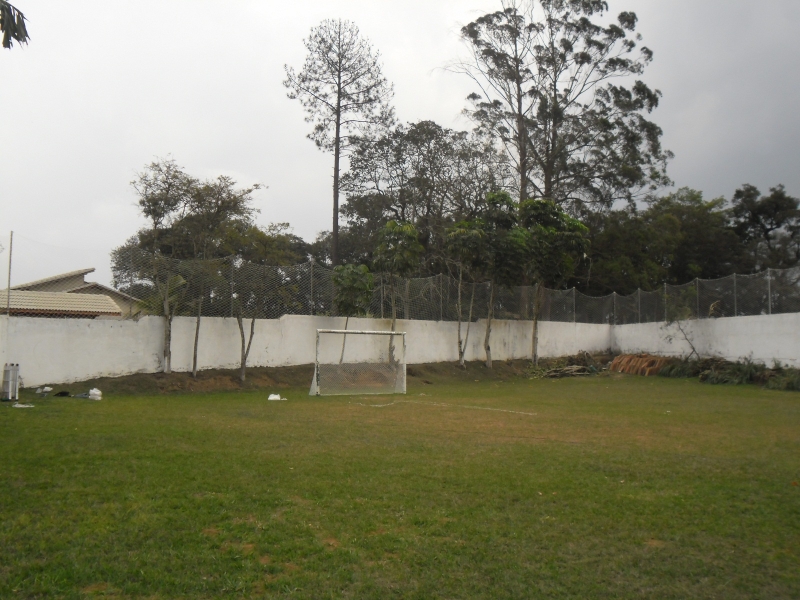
xmin=1 ymin=372 xmax=799 ymax=599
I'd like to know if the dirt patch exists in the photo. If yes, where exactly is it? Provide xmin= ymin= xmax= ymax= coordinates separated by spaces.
xmin=81 ymin=583 xmax=110 ymax=593
xmin=24 ymin=365 xmax=315 ymax=398
xmin=646 ymin=539 xmax=667 ymax=548
xmin=202 ymin=527 xmax=221 ymax=537
xmin=22 ymin=357 xmax=614 ymax=399
xmin=323 ymin=537 xmax=340 ymax=549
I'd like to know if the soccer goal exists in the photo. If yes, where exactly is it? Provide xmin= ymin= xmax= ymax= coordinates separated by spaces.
xmin=309 ymin=329 xmax=407 ymax=396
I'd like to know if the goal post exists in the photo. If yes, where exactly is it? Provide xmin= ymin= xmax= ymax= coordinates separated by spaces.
xmin=309 ymin=329 xmax=407 ymax=396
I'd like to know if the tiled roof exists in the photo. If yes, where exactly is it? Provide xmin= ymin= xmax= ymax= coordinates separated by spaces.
xmin=0 ymin=289 xmax=122 ymax=316
xmin=12 ymin=268 xmax=95 ymax=290
xmin=69 ymin=282 xmax=140 ymax=302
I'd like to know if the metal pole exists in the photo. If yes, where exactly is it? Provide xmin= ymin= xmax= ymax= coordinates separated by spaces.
xmin=572 ymin=287 xmax=576 ymax=323
xmin=696 ymin=278 xmax=700 ymax=319
xmin=5 ymin=231 xmax=12 ymax=318
xmin=612 ymin=292 xmax=617 ymax=325
xmin=638 ymin=289 xmax=641 ymax=324
xmin=439 ymin=274 xmax=443 ymax=321
xmin=664 ymin=283 xmax=668 ymax=322
xmin=309 ymin=259 xmax=314 ymax=316
xmin=314 ymin=330 xmax=321 ymax=396
xmin=5 ymin=231 xmax=12 ymax=367
xmin=767 ymin=269 xmax=772 ymax=315
xmin=733 ymin=274 xmax=737 ymax=316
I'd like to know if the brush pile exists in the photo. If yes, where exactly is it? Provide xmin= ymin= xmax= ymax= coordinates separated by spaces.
xmin=610 ymin=355 xmax=671 ymax=376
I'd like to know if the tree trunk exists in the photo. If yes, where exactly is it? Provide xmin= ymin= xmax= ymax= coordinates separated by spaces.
xmin=531 ymin=284 xmax=544 ymax=366
xmin=162 ymin=288 xmax=172 ymax=374
xmin=516 ymin=74 xmax=528 ymax=201
xmin=237 ymin=315 xmax=256 ymax=383
xmin=339 ymin=316 xmax=349 ymax=364
xmin=456 ymin=266 xmax=464 ymax=365
xmin=463 ymin=282 xmax=476 ymax=367
xmin=192 ymin=291 xmax=203 ymax=378
xmin=484 ymin=281 xmax=495 ymax=369
xmin=332 ymin=80 xmax=342 ymax=266
xmin=389 ymin=276 xmax=397 ymax=363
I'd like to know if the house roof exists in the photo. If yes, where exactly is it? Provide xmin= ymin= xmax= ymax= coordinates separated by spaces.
xmin=68 ymin=282 xmax=140 ymax=303
xmin=0 ymin=289 xmax=122 ymax=317
xmin=12 ymin=268 xmax=96 ymax=290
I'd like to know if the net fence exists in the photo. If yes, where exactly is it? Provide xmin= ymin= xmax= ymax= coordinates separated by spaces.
xmin=3 ymin=248 xmax=800 ymax=325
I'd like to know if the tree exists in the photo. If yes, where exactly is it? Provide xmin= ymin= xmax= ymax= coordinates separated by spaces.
xmin=473 ymin=192 xmax=529 ymax=368
xmin=180 ymin=176 xmax=261 ymax=378
xmin=373 ymin=221 xmax=423 ymax=334
xmin=446 ymin=220 xmax=486 ymax=367
xmin=519 ymin=198 xmax=588 ymax=363
xmin=1 ymin=1 xmax=28 ymax=49
xmin=455 ymin=0 xmax=671 ymax=209
xmin=332 ymin=263 xmax=375 ymax=363
xmin=731 ymin=184 xmax=800 ymax=271
xmin=284 ymin=19 xmax=395 ymax=266
xmin=341 ymin=120 xmax=510 ymax=273
xmin=579 ymin=188 xmax=748 ymax=296
xmin=129 ymin=158 xmax=196 ymax=373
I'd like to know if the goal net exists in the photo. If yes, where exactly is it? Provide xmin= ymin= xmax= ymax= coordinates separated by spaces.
xmin=309 ymin=329 xmax=407 ymax=396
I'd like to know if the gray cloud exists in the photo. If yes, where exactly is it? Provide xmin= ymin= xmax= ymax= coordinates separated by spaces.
xmin=1 ymin=0 xmax=797 ymax=285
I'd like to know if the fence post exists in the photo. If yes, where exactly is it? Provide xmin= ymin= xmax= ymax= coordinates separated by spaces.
xmin=572 ymin=287 xmax=576 ymax=323
xmin=380 ymin=275 xmax=385 ymax=320
xmin=309 ymin=259 xmax=314 ymax=316
xmin=612 ymin=292 xmax=617 ymax=325
xmin=733 ymin=274 xmax=737 ymax=316
xmin=696 ymin=278 xmax=700 ymax=319
xmin=439 ymin=273 xmax=444 ymax=321
xmin=664 ymin=283 xmax=668 ymax=322
xmin=767 ymin=269 xmax=772 ymax=315
xmin=230 ymin=257 xmax=235 ymax=318
xmin=6 ymin=231 xmax=12 ymax=319
xmin=637 ymin=289 xmax=641 ymax=324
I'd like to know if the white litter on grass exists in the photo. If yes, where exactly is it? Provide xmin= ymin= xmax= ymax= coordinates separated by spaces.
xmin=88 ymin=388 xmax=102 ymax=401
xmin=13 ymin=403 xmax=34 ymax=408
xmin=268 ymin=394 xmax=288 ymax=402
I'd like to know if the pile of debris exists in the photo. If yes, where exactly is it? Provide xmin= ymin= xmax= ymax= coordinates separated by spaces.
xmin=609 ymin=354 xmax=670 ymax=377
xmin=530 ymin=352 xmax=608 ymax=379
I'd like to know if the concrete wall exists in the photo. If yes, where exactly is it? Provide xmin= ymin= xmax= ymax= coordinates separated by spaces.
xmin=612 ymin=313 xmax=800 ymax=368
xmin=0 ymin=313 xmax=797 ymax=387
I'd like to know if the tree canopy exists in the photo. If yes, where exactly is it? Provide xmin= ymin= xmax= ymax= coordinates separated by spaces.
xmin=1 ymin=1 xmax=28 ymax=49
xmin=455 ymin=0 xmax=672 ymax=209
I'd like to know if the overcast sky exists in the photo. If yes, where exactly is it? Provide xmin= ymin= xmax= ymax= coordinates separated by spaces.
xmin=1 ymin=0 xmax=798 ymax=286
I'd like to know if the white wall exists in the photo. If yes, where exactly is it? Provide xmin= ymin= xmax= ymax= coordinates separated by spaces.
xmin=612 ymin=313 xmax=800 ymax=368
xmin=1 ymin=313 xmax=798 ymax=387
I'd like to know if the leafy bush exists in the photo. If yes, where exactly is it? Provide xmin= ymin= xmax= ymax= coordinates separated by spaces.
xmin=660 ymin=357 xmax=799 ymax=391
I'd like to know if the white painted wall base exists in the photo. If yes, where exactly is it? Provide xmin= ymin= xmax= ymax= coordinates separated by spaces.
xmin=0 ymin=313 xmax=797 ymax=387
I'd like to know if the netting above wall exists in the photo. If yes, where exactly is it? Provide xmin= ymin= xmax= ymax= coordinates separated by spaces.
xmin=4 ymin=248 xmax=800 ymax=324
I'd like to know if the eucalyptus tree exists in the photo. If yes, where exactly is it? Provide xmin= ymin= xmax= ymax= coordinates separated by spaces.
xmin=284 ymin=19 xmax=395 ymax=266
xmin=455 ymin=0 xmax=671 ymax=209
xmin=342 ymin=121 xmax=510 ymax=272
xmin=1 ymin=1 xmax=28 ymax=49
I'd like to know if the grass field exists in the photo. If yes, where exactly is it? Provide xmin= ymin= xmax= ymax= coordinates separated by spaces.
xmin=1 ymin=366 xmax=799 ymax=599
